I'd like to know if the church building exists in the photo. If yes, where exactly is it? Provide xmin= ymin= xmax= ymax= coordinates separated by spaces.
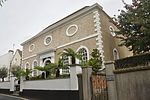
xmin=21 ymin=3 xmax=132 ymax=75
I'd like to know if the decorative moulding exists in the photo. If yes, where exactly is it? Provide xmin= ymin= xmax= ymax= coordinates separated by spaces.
xmin=93 ymin=10 xmax=105 ymax=69
xmin=44 ymin=35 xmax=52 ymax=46
xmin=66 ymin=24 xmax=78 ymax=37
xmin=109 ymin=26 xmax=116 ymax=37
xmin=29 ymin=44 xmax=35 ymax=52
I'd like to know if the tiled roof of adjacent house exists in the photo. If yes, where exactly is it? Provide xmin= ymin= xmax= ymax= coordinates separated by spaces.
xmin=17 ymin=49 xmax=22 ymax=57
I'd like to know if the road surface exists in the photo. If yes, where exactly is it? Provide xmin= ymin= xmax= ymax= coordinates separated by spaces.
xmin=0 ymin=93 xmax=27 ymax=100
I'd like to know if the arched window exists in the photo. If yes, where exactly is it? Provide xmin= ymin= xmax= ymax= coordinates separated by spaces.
xmin=77 ymin=46 xmax=89 ymax=64
xmin=25 ymin=62 xmax=30 ymax=69
xmin=62 ymin=55 xmax=69 ymax=65
xmin=109 ymin=26 xmax=116 ymax=37
xmin=113 ymin=48 xmax=119 ymax=60
xmin=32 ymin=60 xmax=38 ymax=76
xmin=60 ymin=55 xmax=70 ymax=75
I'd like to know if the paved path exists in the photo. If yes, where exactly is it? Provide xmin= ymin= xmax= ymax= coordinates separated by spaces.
xmin=0 ymin=93 xmax=28 ymax=100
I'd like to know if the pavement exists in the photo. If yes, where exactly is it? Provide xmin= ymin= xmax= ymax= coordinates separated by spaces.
xmin=0 ymin=93 xmax=28 ymax=100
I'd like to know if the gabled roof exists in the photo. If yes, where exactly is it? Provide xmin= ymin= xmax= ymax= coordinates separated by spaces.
xmin=11 ymin=49 xmax=22 ymax=63
xmin=17 ymin=49 xmax=22 ymax=57
xmin=21 ymin=3 xmax=103 ymax=45
xmin=13 ymin=49 xmax=22 ymax=58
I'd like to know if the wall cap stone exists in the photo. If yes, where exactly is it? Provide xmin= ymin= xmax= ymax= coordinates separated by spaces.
xmin=114 ymin=65 xmax=150 ymax=74
xmin=104 ymin=61 xmax=114 ymax=65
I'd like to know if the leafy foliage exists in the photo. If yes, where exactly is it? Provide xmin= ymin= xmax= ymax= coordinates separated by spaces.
xmin=0 ymin=0 xmax=6 ymax=7
xmin=35 ymin=63 xmax=57 ymax=72
xmin=0 ymin=67 xmax=7 ymax=82
xmin=59 ymin=48 xmax=82 ymax=64
xmin=11 ymin=65 xmax=22 ymax=79
xmin=58 ymin=58 xmax=64 ymax=68
xmin=22 ymin=68 xmax=32 ymax=80
xmin=11 ymin=65 xmax=32 ymax=80
xmin=114 ymin=0 xmax=150 ymax=54
xmin=34 ymin=63 xmax=57 ymax=78
xmin=88 ymin=49 xmax=102 ymax=73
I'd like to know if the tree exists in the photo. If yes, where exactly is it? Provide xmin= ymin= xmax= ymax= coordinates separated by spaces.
xmin=114 ymin=0 xmax=150 ymax=54
xmin=35 ymin=63 xmax=57 ymax=78
xmin=11 ymin=65 xmax=32 ymax=80
xmin=0 ymin=0 xmax=6 ymax=6
xmin=11 ymin=65 xmax=22 ymax=79
xmin=22 ymin=68 xmax=32 ymax=80
xmin=0 ymin=67 xmax=8 ymax=82
xmin=59 ymin=48 xmax=82 ymax=65
xmin=88 ymin=49 xmax=102 ymax=73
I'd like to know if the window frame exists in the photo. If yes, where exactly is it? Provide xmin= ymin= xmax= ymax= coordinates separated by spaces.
xmin=109 ymin=26 xmax=116 ymax=37
xmin=113 ymin=48 xmax=119 ymax=60
xmin=44 ymin=35 xmax=52 ymax=46
xmin=76 ymin=46 xmax=89 ymax=64
xmin=29 ymin=44 xmax=35 ymax=52
xmin=32 ymin=60 xmax=38 ymax=77
xmin=66 ymin=24 xmax=78 ymax=37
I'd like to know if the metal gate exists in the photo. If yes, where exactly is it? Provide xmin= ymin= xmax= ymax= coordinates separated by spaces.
xmin=91 ymin=73 xmax=108 ymax=100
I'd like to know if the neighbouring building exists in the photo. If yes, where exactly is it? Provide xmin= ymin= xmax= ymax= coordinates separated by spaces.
xmin=11 ymin=49 xmax=22 ymax=67
xmin=0 ymin=50 xmax=14 ymax=81
xmin=21 ymin=3 xmax=132 ymax=75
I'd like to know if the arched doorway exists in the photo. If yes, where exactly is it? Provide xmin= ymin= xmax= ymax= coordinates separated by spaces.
xmin=44 ymin=58 xmax=51 ymax=66
xmin=43 ymin=58 xmax=51 ymax=78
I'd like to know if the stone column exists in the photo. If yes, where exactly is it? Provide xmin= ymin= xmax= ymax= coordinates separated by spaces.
xmin=82 ymin=67 xmax=92 ymax=100
xmin=105 ymin=61 xmax=117 ymax=100
xmin=20 ymin=76 xmax=24 ymax=92
xmin=77 ymin=74 xmax=83 ymax=100
xmin=10 ymin=76 xmax=15 ymax=92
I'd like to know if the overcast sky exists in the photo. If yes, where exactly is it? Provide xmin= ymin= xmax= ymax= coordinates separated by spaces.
xmin=0 ymin=0 xmax=132 ymax=55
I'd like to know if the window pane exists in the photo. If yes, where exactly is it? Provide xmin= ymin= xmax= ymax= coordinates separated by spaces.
xmin=78 ymin=48 xmax=88 ymax=64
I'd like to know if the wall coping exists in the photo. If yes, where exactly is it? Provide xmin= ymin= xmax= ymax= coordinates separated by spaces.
xmin=104 ymin=61 xmax=114 ymax=65
xmin=114 ymin=65 xmax=150 ymax=74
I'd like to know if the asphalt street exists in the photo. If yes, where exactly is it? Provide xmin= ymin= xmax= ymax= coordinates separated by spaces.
xmin=0 ymin=94 xmax=27 ymax=100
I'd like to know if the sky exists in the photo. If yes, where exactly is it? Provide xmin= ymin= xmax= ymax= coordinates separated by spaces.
xmin=0 ymin=0 xmax=132 ymax=55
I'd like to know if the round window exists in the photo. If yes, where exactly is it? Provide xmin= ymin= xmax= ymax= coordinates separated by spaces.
xmin=109 ymin=26 xmax=116 ymax=37
xmin=44 ymin=35 xmax=52 ymax=45
xmin=66 ymin=24 xmax=78 ymax=36
xmin=29 ymin=44 xmax=35 ymax=52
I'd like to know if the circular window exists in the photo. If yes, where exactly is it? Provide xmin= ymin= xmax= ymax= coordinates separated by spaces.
xmin=29 ymin=44 xmax=35 ymax=52
xmin=109 ymin=26 xmax=116 ymax=37
xmin=66 ymin=24 xmax=78 ymax=36
xmin=44 ymin=35 xmax=52 ymax=45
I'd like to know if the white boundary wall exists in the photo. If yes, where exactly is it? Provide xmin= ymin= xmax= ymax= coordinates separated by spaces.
xmin=20 ymin=65 xmax=82 ymax=91
xmin=23 ymin=78 xmax=70 ymax=90
xmin=0 ymin=81 xmax=10 ymax=89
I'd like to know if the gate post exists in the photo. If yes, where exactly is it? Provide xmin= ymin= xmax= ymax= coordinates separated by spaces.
xmin=20 ymin=76 xmax=24 ymax=92
xmin=10 ymin=76 xmax=15 ymax=93
xmin=77 ymin=74 xmax=83 ymax=100
xmin=82 ymin=67 xmax=92 ymax=100
xmin=70 ymin=64 xmax=82 ymax=90
xmin=105 ymin=61 xmax=117 ymax=100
